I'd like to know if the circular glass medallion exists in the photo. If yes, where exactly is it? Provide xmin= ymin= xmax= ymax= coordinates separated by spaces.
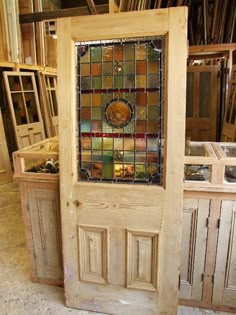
xmin=104 ymin=98 xmax=133 ymax=128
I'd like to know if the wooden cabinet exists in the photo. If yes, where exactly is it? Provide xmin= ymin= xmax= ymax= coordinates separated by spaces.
xmin=13 ymin=137 xmax=63 ymax=285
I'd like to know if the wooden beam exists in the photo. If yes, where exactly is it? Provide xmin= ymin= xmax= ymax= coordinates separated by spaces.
xmin=19 ymin=4 xmax=109 ymax=24
xmin=189 ymin=43 xmax=236 ymax=55
xmin=86 ymin=0 xmax=97 ymax=14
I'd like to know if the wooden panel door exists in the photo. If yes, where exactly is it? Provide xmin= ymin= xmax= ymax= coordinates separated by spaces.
xmin=57 ymin=8 xmax=187 ymax=315
xmin=186 ymin=66 xmax=220 ymax=141
xmin=3 ymin=72 xmax=45 ymax=149
xmin=0 ymin=108 xmax=12 ymax=184
xmin=180 ymin=198 xmax=209 ymax=301
xmin=213 ymin=200 xmax=236 ymax=307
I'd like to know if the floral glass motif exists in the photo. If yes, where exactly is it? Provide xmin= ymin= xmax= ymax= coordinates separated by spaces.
xmin=77 ymin=37 xmax=165 ymax=184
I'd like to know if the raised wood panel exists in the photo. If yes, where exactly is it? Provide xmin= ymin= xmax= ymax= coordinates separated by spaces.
xmin=180 ymin=198 xmax=209 ymax=301
xmin=78 ymin=225 xmax=107 ymax=284
xmin=127 ymin=230 xmax=158 ymax=291
xmin=213 ymin=200 xmax=236 ymax=307
xmin=27 ymin=187 xmax=62 ymax=280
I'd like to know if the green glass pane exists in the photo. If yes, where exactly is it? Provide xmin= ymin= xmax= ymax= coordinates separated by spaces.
xmin=80 ymin=94 xmax=91 ymax=106
xmin=82 ymin=151 xmax=91 ymax=161
xmin=92 ymin=150 xmax=102 ymax=162
xmin=124 ymin=93 xmax=135 ymax=104
xmin=102 ymin=121 xmax=113 ymax=133
xmin=135 ymin=164 xmax=145 ymax=179
xmin=135 ymin=153 xmax=146 ymax=162
xmin=103 ymin=62 xmax=113 ymax=75
xmin=124 ymin=138 xmax=134 ymax=150
xmin=114 ymin=76 xmax=123 ymax=88
xmin=147 ymin=74 xmax=159 ymax=88
xmin=124 ymin=121 xmax=135 ymax=133
xmin=92 ymin=137 xmax=102 ymax=149
xmin=124 ymin=75 xmax=135 ymax=88
xmin=92 ymin=163 xmax=102 ymax=178
xmin=81 ymin=121 xmax=91 ymax=132
xmin=80 ymin=64 xmax=90 ymax=76
xmin=147 ymin=138 xmax=158 ymax=151
xmin=102 ymin=46 xmax=113 ymax=61
xmin=91 ymin=120 xmax=102 ymax=132
xmin=136 ymin=138 xmax=146 ymax=151
xmin=147 ymin=152 xmax=158 ymax=163
xmin=103 ymin=163 xmax=113 ymax=179
xmin=147 ymin=164 xmax=158 ymax=178
xmin=135 ymin=44 xmax=146 ymax=60
xmin=92 ymin=107 xmax=101 ymax=119
xmin=91 ymin=46 xmax=102 ymax=62
xmin=81 ymin=77 xmax=91 ymax=90
xmin=102 ymin=93 xmax=113 ymax=105
xmin=114 ymin=164 xmax=123 ymax=178
xmin=148 ymin=44 xmax=159 ymax=60
xmin=136 ymin=107 xmax=146 ymax=120
xmin=123 ymin=44 xmax=134 ymax=60
xmin=148 ymin=106 xmax=159 ymax=120
xmin=124 ymin=152 xmax=134 ymax=162
xmin=81 ymin=137 xmax=91 ymax=149
xmin=92 ymin=76 xmax=102 ymax=89
xmin=103 ymin=151 xmax=113 ymax=162
xmin=124 ymin=62 xmax=135 ymax=74
xmin=114 ymin=138 xmax=123 ymax=150
xmin=103 ymin=138 xmax=113 ymax=150
xmin=103 ymin=76 xmax=113 ymax=89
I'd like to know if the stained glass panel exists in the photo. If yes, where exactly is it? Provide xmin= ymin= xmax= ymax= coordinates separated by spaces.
xmin=77 ymin=36 xmax=165 ymax=184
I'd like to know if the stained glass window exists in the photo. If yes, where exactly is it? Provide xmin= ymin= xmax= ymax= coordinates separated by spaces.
xmin=76 ymin=37 xmax=165 ymax=184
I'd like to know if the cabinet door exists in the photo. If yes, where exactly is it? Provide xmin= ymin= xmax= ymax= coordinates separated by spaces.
xmin=213 ymin=200 xmax=236 ymax=307
xmin=26 ymin=182 xmax=63 ymax=281
xmin=180 ymin=198 xmax=209 ymax=300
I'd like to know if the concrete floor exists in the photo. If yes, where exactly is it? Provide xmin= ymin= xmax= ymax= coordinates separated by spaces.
xmin=0 ymin=181 xmax=234 ymax=315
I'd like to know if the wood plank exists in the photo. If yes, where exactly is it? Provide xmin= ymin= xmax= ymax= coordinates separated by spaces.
xmin=86 ymin=0 xmax=97 ymax=14
xmin=19 ymin=4 xmax=109 ymax=24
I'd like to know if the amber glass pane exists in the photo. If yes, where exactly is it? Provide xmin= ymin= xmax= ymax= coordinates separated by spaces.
xmin=136 ymin=92 xmax=147 ymax=106
xmin=81 ymin=94 xmax=91 ymax=106
xmin=135 ymin=44 xmax=146 ymax=60
xmin=113 ymin=46 xmax=123 ymax=60
xmin=102 ymin=46 xmax=113 ymax=61
xmin=80 ymin=64 xmax=90 ymax=76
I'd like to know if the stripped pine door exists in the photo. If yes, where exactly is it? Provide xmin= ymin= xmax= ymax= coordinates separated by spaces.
xmin=3 ymin=72 xmax=45 ymax=149
xmin=57 ymin=8 xmax=187 ymax=315
xmin=0 ymin=108 xmax=12 ymax=184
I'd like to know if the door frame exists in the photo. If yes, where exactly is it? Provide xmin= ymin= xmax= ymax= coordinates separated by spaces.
xmin=57 ymin=7 xmax=187 ymax=313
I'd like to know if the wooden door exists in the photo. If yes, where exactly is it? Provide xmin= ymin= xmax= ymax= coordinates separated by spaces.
xmin=38 ymin=71 xmax=58 ymax=137
xmin=0 ymin=108 xmax=12 ymax=184
xmin=180 ymin=198 xmax=209 ymax=301
xmin=213 ymin=200 xmax=236 ymax=307
xmin=186 ymin=66 xmax=220 ymax=141
xmin=3 ymin=72 xmax=45 ymax=149
xmin=57 ymin=8 xmax=187 ymax=315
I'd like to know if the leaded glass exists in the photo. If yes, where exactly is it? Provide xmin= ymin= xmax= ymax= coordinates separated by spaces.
xmin=77 ymin=36 xmax=165 ymax=184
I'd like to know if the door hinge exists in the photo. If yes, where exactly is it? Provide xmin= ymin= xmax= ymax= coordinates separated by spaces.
xmin=217 ymin=218 xmax=221 ymax=228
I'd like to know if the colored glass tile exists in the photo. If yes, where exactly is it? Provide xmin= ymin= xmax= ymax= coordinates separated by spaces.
xmin=103 ymin=138 xmax=113 ymax=150
xmin=124 ymin=164 xmax=134 ymax=178
xmin=81 ymin=137 xmax=91 ymax=149
xmin=147 ymin=60 xmax=159 ymax=74
xmin=147 ymin=164 xmax=158 ymax=178
xmin=80 ymin=47 xmax=90 ymax=63
xmin=135 ymin=120 xmax=146 ymax=133
xmin=103 ymin=62 xmax=113 ymax=75
xmin=92 ymin=137 xmax=102 ymax=149
xmin=80 ymin=107 xmax=91 ymax=120
xmin=91 ymin=46 xmax=102 ymax=62
xmin=113 ymin=45 xmax=123 ymax=61
xmin=82 ymin=151 xmax=91 ymax=161
xmin=136 ymin=75 xmax=146 ymax=88
xmin=135 ymin=153 xmax=146 ymax=163
xmin=81 ymin=94 xmax=91 ymax=106
xmin=102 ymin=121 xmax=113 ymax=133
xmin=91 ymin=120 xmax=102 ymax=132
xmin=92 ymin=162 xmax=102 ymax=178
xmin=81 ymin=77 xmax=91 ymax=90
xmin=80 ymin=63 xmax=90 ymax=76
xmin=92 ymin=93 xmax=101 ymax=106
xmin=81 ymin=162 xmax=92 ymax=176
xmin=124 ymin=152 xmax=134 ymax=162
xmin=135 ymin=164 xmax=145 ymax=179
xmin=148 ymin=106 xmax=159 ymax=120
xmin=102 ymin=93 xmax=113 ymax=105
xmin=114 ymin=164 xmax=123 ymax=178
xmin=103 ymin=163 xmax=113 ymax=178
xmin=136 ymin=138 xmax=146 ymax=151
xmin=124 ymin=61 xmax=135 ymax=74
xmin=147 ymin=121 xmax=158 ymax=133
xmin=103 ymin=151 xmax=113 ymax=163
xmin=124 ymin=138 xmax=134 ymax=150
xmin=91 ymin=63 xmax=102 ymax=76
xmin=102 ymin=46 xmax=113 ymax=61
xmin=91 ymin=107 xmax=101 ymax=120
xmin=148 ymin=44 xmax=159 ymax=60
xmin=136 ymin=107 xmax=146 ymax=120
xmin=92 ymin=76 xmax=102 ymax=89
xmin=124 ymin=75 xmax=135 ymax=89
xmin=136 ymin=61 xmax=147 ymax=75
xmin=147 ymin=74 xmax=159 ymax=88
xmin=124 ymin=92 xmax=135 ymax=104
xmin=114 ymin=138 xmax=123 ymax=150
xmin=114 ymin=76 xmax=123 ymax=88
xmin=136 ymin=92 xmax=147 ymax=106
xmin=92 ymin=151 xmax=102 ymax=162
xmin=81 ymin=121 xmax=91 ymax=132
xmin=103 ymin=76 xmax=113 ymax=89
xmin=147 ymin=138 xmax=158 ymax=151
xmin=147 ymin=92 xmax=159 ymax=105
xmin=135 ymin=44 xmax=146 ymax=60
xmin=124 ymin=121 xmax=135 ymax=133
xmin=123 ymin=44 xmax=134 ymax=60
